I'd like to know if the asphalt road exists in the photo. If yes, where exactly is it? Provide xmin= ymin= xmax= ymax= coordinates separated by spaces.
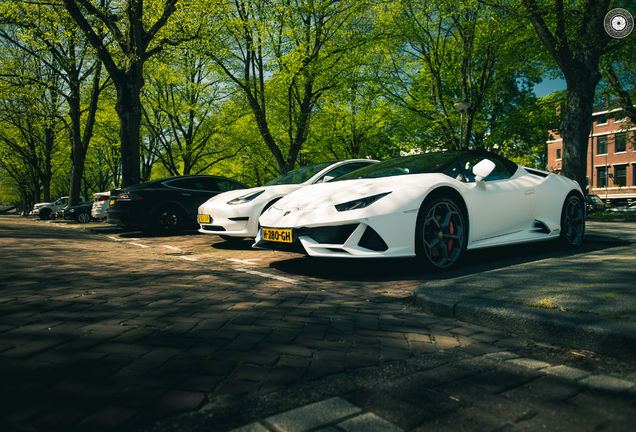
xmin=0 ymin=216 xmax=635 ymax=432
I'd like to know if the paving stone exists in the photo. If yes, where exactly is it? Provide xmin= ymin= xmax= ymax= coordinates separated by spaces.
xmin=506 ymin=357 xmax=551 ymax=370
xmin=580 ymin=374 xmax=636 ymax=392
xmin=338 ymin=412 xmax=404 ymax=432
xmin=264 ymin=397 xmax=361 ymax=431
xmin=154 ymin=389 xmax=206 ymax=413
xmin=307 ymin=360 xmax=346 ymax=381
xmin=259 ymin=367 xmax=306 ymax=395
xmin=544 ymin=365 xmax=591 ymax=381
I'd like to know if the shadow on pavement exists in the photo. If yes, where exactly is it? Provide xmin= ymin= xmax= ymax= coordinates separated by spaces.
xmin=268 ymin=239 xmax=622 ymax=282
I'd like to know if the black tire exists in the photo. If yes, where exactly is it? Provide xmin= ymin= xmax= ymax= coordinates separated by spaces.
xmin=150 ymin=205 xmax=184 ymax=234
xmin=559 ymin=193 xmax=585 ymax=248
xmin=39 ymin=208 xmax=52 ymax=220
xmin=416 ymin=197 xmax=466 ymax=270
xmin=77 ymin=212 xmax=91 ymax=224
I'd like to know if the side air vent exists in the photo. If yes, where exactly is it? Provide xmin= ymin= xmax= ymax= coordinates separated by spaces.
xmin=531 ymin=220 xmax=551 ymax=234
xmin=525 ymin=168 xmax=549 ymax=178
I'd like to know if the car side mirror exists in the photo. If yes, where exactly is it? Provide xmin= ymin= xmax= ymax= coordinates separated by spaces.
xmin=321 ymin=175 xmax=335 ymax=183
xmin=473 ymin=159 xmax=496 ymax=182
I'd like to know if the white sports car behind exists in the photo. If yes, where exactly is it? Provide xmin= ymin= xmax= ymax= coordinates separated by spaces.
xmin=197 ymin=159 xmax=377 ymax=241
xmin=255 ymin=150 xmax=586 ymax=270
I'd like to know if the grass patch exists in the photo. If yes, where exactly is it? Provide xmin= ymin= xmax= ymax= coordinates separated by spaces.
xmin=588 ymin=212 xmax=636 ymax=220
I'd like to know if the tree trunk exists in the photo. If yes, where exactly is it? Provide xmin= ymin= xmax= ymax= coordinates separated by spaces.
xmin=560 ymin=64 xmax=603 ymax=192
xmin=116 ymin=76 xmax=143 ymax=188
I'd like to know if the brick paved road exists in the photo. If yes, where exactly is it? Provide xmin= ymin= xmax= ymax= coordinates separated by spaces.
xmin=0 ymin=216 xmax=634 ymax=432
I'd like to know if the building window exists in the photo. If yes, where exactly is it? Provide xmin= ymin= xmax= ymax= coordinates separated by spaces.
xmin=556 ymin=149 xmax=561 ymax=159
xmin=597 ymin=137 xmax=608 ymax=155
xmin=597 ymin=115 xmax=608 ymax=125
xmin=597 ymin=167 xmax=608 ymax=188
xmin=615 ymin=166 xmax=627 ymax=187
xmin=615 ymin=115 xmax=627 ymax=123
xmin=615 ymin=133 xmax=627 ymax=153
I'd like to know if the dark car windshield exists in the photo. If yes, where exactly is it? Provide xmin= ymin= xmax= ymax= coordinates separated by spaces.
xmin=335 ymin=152 xmax=467 ymax=181
xmin=265 ymin=162 xmax=334 ymax=186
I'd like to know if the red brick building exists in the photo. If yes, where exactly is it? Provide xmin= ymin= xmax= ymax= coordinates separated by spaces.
xmin=547 ymin=107 xmax=635 ymax=206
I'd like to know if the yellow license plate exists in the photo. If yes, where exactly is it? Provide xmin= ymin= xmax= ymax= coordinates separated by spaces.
xmin=109 ymin=199 xmax=115 ymax=205
xmin=262 ymin=227 xmax=292 ymax=243
xmin=198 ymin=214 xmax=211 ymax=223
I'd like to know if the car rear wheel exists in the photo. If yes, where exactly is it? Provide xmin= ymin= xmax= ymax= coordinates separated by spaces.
xmin=39 ymin=208 xmax=52 ymax=220
xmin=417 ymin=197 xmax=466 ymax=270
xmin=559 ymin=193 xmax=585 ymax=248
xmin=151 ymin=206 xmax=184 ymax=234
xmin=77 ymin=212 xmax=90 ymax=224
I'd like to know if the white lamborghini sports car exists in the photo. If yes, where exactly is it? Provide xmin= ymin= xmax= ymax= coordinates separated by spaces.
xmin=197 ymin=159 xmax=377 ymax=241
xmin=255 ymin=150 xmax=586 ymax=270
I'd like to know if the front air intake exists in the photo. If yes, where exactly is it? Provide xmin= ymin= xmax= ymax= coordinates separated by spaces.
xmin=358 ymin=226 xmax=388 ymax=251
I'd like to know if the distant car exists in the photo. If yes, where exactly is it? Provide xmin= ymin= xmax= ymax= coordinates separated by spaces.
xmin=607 ymin=202 xmax=636 ymax=213
xmin=197 ymin=159 xmax=378 ymax=241
xmin=255 ymin=150 xmax=586 ymax=270
xmin=92 ymin=191 xmax=110 ymax=219
xmin=32 ymin=196 xmax=84 ymax=220
xmin=585 ymin=194 xmax=605 ymax=213
xmin=107 ymin=175 xmax=248 ymax=233
xmin=62 ymin=201 xmax=94 ymax=223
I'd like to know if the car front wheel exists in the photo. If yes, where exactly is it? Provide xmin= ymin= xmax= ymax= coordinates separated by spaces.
xmin=39 ymin=208 xmax=52 ymax=220
xmin=77 ymin=212 xmax=90 ymax=224
xmin=560 ymin=193 xmax=585 ymax=248
xmin=417 ymin=197 xmax=466 ymax=270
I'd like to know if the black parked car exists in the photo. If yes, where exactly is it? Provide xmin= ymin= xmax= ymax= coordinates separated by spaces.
xmin=107 ymin=175 xmax=248 ymax=233
xmin=62 ymin=201 xmax=94 ymax=223
xmin=585 ymin=194 xmax=605 ymax=214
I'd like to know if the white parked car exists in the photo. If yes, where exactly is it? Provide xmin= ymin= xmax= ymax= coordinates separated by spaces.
xmin=255 ymin=150 xmax=586 ymax=270
xmin=197 ymin=159 xmax=377 ymax=241
xmin=92 ymin=191 xmax=111 ymax=219
xmin=31 ymin=196 xmax=84 ymax=220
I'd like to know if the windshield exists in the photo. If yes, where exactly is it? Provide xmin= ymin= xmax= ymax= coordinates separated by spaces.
xmin=265 ymin=162 xmax=334 ymax=186
xmin=335 ymin=152 xmax=466 ymax=181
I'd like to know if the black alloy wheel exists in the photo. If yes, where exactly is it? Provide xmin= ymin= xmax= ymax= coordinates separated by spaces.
xmin=560 ymin=193 xmax=585 ymax=248
xmin=152 ymin=206 xmax=184 ymax=234
xmin=417 ymin=197 xmax=466 ymax=270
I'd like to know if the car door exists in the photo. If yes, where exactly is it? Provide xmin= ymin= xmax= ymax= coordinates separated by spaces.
xmin=459 ymin=156 xmax=539 ymax=244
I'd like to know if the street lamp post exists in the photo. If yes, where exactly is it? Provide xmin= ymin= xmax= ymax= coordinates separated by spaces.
xmin=453 ymin=101 xmax=471 ymax=148
xmin=240 ymin=157 xmax=248 ymax=183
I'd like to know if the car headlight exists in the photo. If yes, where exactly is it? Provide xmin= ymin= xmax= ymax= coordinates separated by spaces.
xmin=335 ymin=192 xmax=391 ymax=212
xmin=227 ymin=190 xmax=265 ymax=205
xmin=70 ymin=209 xmax=75 ymax=213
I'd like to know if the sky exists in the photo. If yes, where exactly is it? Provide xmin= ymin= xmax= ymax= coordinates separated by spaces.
xmin=533 ymin=77 xmax=567 ymax=97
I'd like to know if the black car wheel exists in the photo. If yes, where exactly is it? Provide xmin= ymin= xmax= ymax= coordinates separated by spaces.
xmin=151 ymin=205 xmax=184 ymax=234
xmin=559 ymin=193 xmax=585 ymax=248
xmin=39 ymin=208 xmax=52 ymax=220
xmin=417 ymin=197 xmax=466 ymax=270
xmin=77 ymin=212 xmax=91 ymax=224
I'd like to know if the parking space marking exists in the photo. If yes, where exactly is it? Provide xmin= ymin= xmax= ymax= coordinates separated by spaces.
xmin=163 ymin=245 xmax=182 ymax=251
xmin=234 ymin=267 xmax=306 ymax=285
xmin=227 ymin=258 xmax=261 ymax=265
xmin=108 ymin=236 xmax=121 ymax=241
xmin=129 ymin=242 xmax=148 ymax=248
xmin=179 ymin=256 xmax=198 ymax=261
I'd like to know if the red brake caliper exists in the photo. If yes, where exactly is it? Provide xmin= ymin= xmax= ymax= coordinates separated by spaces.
xmin=447 ymin=221 xmax=454 ymax=253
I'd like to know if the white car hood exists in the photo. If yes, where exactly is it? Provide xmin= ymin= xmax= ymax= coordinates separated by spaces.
xmin=272 ymin=175 xmax=435 ymax=211
xmin=202 ymin=184 xmax=307 ymax=206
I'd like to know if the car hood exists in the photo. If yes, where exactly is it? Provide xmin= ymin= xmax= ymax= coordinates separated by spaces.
xmin=272 ymin=175 xmax=437 ymax=211
xmin=202 ymin=184 xmax=306 ymax=205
